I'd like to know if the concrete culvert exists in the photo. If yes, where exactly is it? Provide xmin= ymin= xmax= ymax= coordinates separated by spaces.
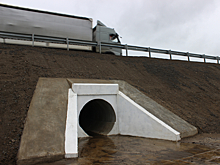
xmin=79 ymin=99 xmax=116 ymax=136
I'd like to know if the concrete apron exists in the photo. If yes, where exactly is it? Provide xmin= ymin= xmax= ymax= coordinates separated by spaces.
xmin=17 ymin=78 xmax=198 ymax=165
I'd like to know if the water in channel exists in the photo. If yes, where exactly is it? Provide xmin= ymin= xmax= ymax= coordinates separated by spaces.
xmin=40 ymin=135 xmax=219 ymax=165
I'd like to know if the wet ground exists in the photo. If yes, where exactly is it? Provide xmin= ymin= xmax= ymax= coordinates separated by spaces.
xmin=39 ymin=135 xmax=220 ymax=165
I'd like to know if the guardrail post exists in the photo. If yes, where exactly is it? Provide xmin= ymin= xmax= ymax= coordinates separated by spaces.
xmin=3 ymin=38 xmax=5 ymax=44
xmin=125 ymin=44 xmax=128 ymax=56
xmin=203 ymin=54 xmax=206 ymax=63
xmin=98 ymin=41 xmax=101 ymax=54
xmin=217 ymin=56 xmax=219 ymax=64
xmin=148 ymin=47 xmax=151 ymax=58
xmin=187 ymin=52 xmax=190 ymax=61
xmin=169 ymin=50 xmax=172 ymax=60
xmin=32 ymin=34 xmax=34 ymax=47
xmin=66 ymin=37 xmax=69 ymax=51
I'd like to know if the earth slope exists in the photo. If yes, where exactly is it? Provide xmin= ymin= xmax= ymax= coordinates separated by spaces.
xmin=0 ymin=43 xmax=220 ymax=164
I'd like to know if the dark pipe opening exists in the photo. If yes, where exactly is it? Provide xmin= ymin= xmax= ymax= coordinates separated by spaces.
xmin=79 ymin=99 xmax=116 ymax=136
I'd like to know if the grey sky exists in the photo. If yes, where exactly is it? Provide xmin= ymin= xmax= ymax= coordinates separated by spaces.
xmin=1 ymin=0 xmax=220 ymax=58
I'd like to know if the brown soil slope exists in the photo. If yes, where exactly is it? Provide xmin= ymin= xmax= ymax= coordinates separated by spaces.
xmin=0 ymin=43 xmax=220 ymax=164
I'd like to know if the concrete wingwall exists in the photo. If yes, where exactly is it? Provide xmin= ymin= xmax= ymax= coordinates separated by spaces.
xmin=116 ymin=80 xmax=198 ymax=138
xmin=17 ymin=78 xmax=70 ymax=165
xmin=17 ymin=78 xmax=198 ymax=165
xmin=117 ymin=91 xmax=180 ymax=141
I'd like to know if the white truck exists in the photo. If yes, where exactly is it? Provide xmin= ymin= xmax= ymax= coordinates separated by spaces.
xmin=0 ymin=4 xmax=122 ymax=55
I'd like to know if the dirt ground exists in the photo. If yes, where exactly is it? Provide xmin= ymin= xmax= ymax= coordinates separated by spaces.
xmin=0 ymin=43 xmax=220 ymax=164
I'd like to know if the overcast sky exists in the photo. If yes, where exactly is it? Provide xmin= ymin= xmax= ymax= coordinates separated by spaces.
xmin=1 ymin=0 xmax=220 ymax=60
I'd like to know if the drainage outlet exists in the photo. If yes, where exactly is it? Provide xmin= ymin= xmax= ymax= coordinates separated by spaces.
xmin=79 ymin=99 xmax=116 ymax=136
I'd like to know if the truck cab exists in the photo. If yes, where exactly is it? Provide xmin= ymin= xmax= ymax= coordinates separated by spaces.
xmin=93 ymin=20 xmax=122 ymax=56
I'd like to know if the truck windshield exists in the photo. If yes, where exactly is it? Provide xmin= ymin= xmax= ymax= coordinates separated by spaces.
xmin=110 ymin=33 xmax=120 ymax=43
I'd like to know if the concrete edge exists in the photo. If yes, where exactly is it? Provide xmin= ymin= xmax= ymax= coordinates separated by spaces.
xmin=17 ymin=154 xmax=64 ymax=165
xmin=72 ymin=83 xmax=119 ymax=95
xmin=65 ymin=153 xmax=78 ymax=158
xmin=65 ymin=89 xmax=78 ymax=158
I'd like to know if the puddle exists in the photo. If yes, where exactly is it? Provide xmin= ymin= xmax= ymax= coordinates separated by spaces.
xmin=39 ymin=135 xmax=219 ymax=165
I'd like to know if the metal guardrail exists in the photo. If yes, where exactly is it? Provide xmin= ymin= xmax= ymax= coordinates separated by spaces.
xmin=0 ymin=31 xmax=219 ymax=64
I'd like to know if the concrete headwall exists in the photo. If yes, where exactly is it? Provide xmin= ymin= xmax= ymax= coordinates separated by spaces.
xmin=17 ymin=78 xmax=197 ymax=164
xmin=67 ymin=78 xmax=198 ymax=138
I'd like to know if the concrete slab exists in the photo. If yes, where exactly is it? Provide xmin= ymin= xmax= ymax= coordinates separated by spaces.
xmin=17 ymin=78 xmax=70 ymax=165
